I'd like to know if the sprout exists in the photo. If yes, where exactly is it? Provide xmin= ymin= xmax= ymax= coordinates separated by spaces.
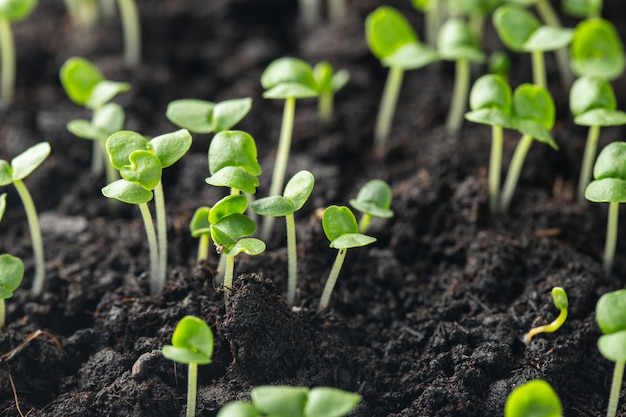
xmin=252 ymin=170 xmax=314 ymax=305
xmin=584 ymin=141 xmax=626 ymax=274
xmin=318 ymin=206 xmax=376 ymax=312
xmin=0 ymin=253 xmax=24 ymax=329
xmin=0 ymin=0 xmax=37 ymax=104
xmin=349 ymin=179 xmax=394 ymax=233
xmin=166 ymin=97 xmax=252 ymax=134
xmin=523 ymin=287 xmax=568 ymax=345
xmin=162 ymin=315 xmax=214 ymax=417
xmin=313 ymin=61 xmax=349 ymax=125
xmin=562 ymin=0 xmax=602 ymax=18
xmin=0 ymin=142 xmax=50 ymax=295
xmin=189 ymin=206 xmax=211 ymax=263
xmin=102 ymin=129 xmax=192 ymax=294
xmin=570 ymin=18 xmax=625 ymax=81
xmin=595 ymin=289 xmax=626 ymax=417
xmin=365 ymin=5 xmax=439 ymax=147
xmin=504 ymin=379 xmax=562 ymax=417
xmin=437 ymin=18 xmax=485 ymax=133
xmin=570 ymin=76 xmax=626 ymax=204
xmin=259 ymin=57 xmax=320 ymax=241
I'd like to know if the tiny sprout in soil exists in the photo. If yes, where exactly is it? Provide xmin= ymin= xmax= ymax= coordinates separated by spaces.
xmin=166 ymin=97 xmax=252 ymax=134
xmin=504 ymin=379 xmax=562 ymax=417
xmin=189 ymin=206 xmax=211 ymax=263
xmin=0 ymin=253 xmax=24 ymax=329
xmin=313 ymin=61 xmax=349 ymax=125
xmin=349 ymin=179 xmax=393 ymax=233
xmin=570 ymin=18 xmax=625 ymax=80
xmin=523 ymin=287 xmax=568 ymax=345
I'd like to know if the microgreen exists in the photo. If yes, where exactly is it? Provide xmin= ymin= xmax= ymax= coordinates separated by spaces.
xmin=595 ymin=289 xmax=626 ymax=417
xmin=562 ymin=0 xmax=602 ymax=18
xmin=318 ymin=205 xmax=376 ymax=311
xmin=252 ymin=170 xmax=314 ymax=305
xmin=0 ymin=253 xmax=24 ymax=328
xmin=0 ymin=0 xmax=37 ymax=104
xmin=584 ymin=141 xmax=626 ymax=274
xmin=166 ymin=97 xmax=252 ymax=134
xmin=102 ymin=129 xmax=192 ymax=294
xmin=570 ymin=76 xmax=626 ymax=204
xmin=365 ymin=5 xmax=438 ymax=146
xmin=504 ymin=379 xmax=562 ymax=417
xmin=189 ymin=206 xmax=211 ymax=263
xmin=349 ymin=179 xmax=394 ymax=233
xmin=0 ymin=142 xmax=50 ymax=295
xmin=570 ymin=18 xmax=625 ymax=81
xmin=523 ymin=287 xmax=568 ymax=345
xmin=162 ymin=315 xmax=214 ymax=417
xmin=313 ymin=61 xmax=349 ymax=124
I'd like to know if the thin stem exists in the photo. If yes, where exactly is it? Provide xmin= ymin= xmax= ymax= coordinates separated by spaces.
xmin=215 ymin=253 xmax=226 ymax=285
xmin=286 ymin=213 xmax=297 ymax=305
xmin=0 ymin=16 xmax=15 ymax=104
xmin=424 ymin=0 xmax=440 ymax=48
xmin=13 ymin=180 xmax=45 ymax=295
xmin=374 ymin=66 xmax=404 ymax=147
xmin=469 ymin=13 xmax=484 ymax=48
xmin=298 ymin=0 xmax=321 ymax=30
xmin=604 ymin=201 xmax=619 ymax=274
xmin=138 ymin=202 xmax=160 ymax=295
xmin=489 ymin=125 xmax=504 ymax=215
xmin=318 ymin=248 xmax=347 ymax=312
xmin=500 ymin=134 xmax=534 ymax=213
xmin=186 ymin=362 xmax=198 ymax=417
xmin=116 ymin=0 xmax=141 ymax=67
xmin=523 ymin=308 xmax=568 ymax=344
xmin=223 ymin=254 xmax=235 ymax=297
xmin=154 ymin=181 xmax=167 ymax=292
xmin=446 ymin=57 xmax=470 ymax=133
xmin=531 ymin=50 xmax=547 ymax=89
xmin=578 ymin=125 xmax=601 ymax=204
xmin=197 ymin=234 xmax=210 ymax=263
xmin=328 ymin=0 xmax=346 ymax=23
xmin=0 ymin=298 xmax=5 ymax=329
xmin=606 ymin=360 xmax=624 ymax=417
xmin=318 ymin=91 xmax=333 ymax=124
xmin=535 ymin=0 xmax=573 ymax=88
xmin=358 ymin=213 xmax=372 ymax=234
xmin=91 ymin=140 xmax=104 ymax=176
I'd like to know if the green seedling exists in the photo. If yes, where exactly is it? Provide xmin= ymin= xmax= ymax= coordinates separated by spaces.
xmin=504 ymin=379 xmax=562 ymax=417
xmin=166 ymin=97 xmax=252 ymax=134
xmin=349 ymin=179 xmax=394 ymax=233
xmin=319 ymin=206 xmax=376 ymax=312
xmin=437 ymin=18 xmax=485 ymax=133
xmin=0 ymin=0 xmax=37 ymax=104
xmin=493 ymin=4 xmax=573 ymax=89
xmin=0 ymin=142 xmax=50 ymax=295
xmin=465 ymin=74 xmax=516 ymax=214
xmin=570 ymin=18 xmax=625 ymax=81
xmin=0 ymin=253 xmax=24 ymax=329
xmin=217 ymin=385 xmax=361 ymax=417
xmin=523 ymin=287 xmax=568 ymax=345
xmin=562 ymin=0 xmax=602 ymax=18
xmin=252 ymin=170 xmax=314 ymax=305
xmin=584 ymin=141 xmax=626 ymax=274
xmin=366 ymin=6 xmax=438 ymax=147
xmin=189 ymin=206 xmax=211 ymax=263
xmin=260 ymin=57 xmax=319 ymax=241
xmin=500 ymin=83 xmax=558 ymax=213
xmin=313 ymin=61 xmax=349 ymax=124
xmin=102 ymin=129 xmax=192 ymax=294
xmin=595 ymin=289 xmax=626 ymax=417
xmin=116 ymin=0 xmax=141 ymax=66
xmin=162 ymin=315 xmax=214 ymax=417
xmin=570 ymin=76 xmax=626 ymax=204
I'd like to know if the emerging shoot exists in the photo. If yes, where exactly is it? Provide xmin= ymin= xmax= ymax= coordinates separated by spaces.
xmin=349 ymin=179 xmax=394 ymax=233
xmin=504 ymin=379 xmax=562 ymax=417
xmin=189 ymin=206 xmax=211 ymax=263
xmin=523 ymin=287 xmax=568 ymax=345
xmin=0 ymin=253 xmax=24 ymax=329
xmin=166 ymin=97 xmax=252 ymax=134
xmin=313 ymin=61 xmax=349 ymax=124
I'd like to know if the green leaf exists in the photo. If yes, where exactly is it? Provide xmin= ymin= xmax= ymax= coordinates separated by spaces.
xmin=593 ymin=142 xmax=626 ymax=181
xmin=11 ymin=142 xmax=50 ymax=181
xmin=304 ymin=387 xmax=361 ymax=417
xmin=166 ymin=99 xmax=216 ymax=133
xmin=0 ymin=193 xmax=6 ymax=222
xmin=150 ymin=129 xmax=192 ymax=168
xmin=493 ymin=4 xmax=540 ymax=52
xmin=365 ymin=6 xmax=418 ymax=61
xmin=60 ymin=57 xmax=104 ymax=106
xmin=251 ymin=386 xmax=309 ymax=417
xmin=314 ymin=62 xmax=333 ymax=94
xmin=67 ymin=119 xmax=103 ymax=141
xmin=437 ymin=19 xmax=485 ymax=62
xmin=469 ymin=74 xmax=513 ymax=114
xmin=162 ymin=315 xmax=214 ymax=365
xmin=330 ymin=233 xmax=377 ymax=249
xmin=86 ymin=80 xmax=130 ymax=109
xmin=523 ymin=26 xmax=573 ymax=52
xmin=217 ymin=402 xmax=261 ymax=417
xmin=562 ymin=0 xmax=602 ymax=18
xmin=0 ymin=0 xmax=37 ymax=21
xmin=504 ymin=379 xmax=562 ymax=417
xmin=516 ymin=119 xmax=558 ymax=149
xmin=205 ymin=166 xmax=260 ymax=194
xmin=119 ymin=150 xmax=162 ymax=190
xmin=208 ymin=195 xmax=248 ymax=224
xmin=513 ymin=84 xmax=555 ymax=131
xmin=106 ymin=131 xmax=149 ymax=169
xmin=212 ymin=214 xmax=257 ymax=240
xmin=570 ymin=19 xmax=625 ymax=80
xmin=585 ymin=178 xmax=626 ymax=202
xmin=208 ymin=130 xmax=261 ymax=176
xmin=331 ymin=69 xmax=350 ymax=93
xmin=598 ymin=331 xmax=626 ymax=362
xmin=596 ymin=289 xmax=626 ymax=334
xmin=102 ymin=179 xmax=153 ymax=204
xmin=465 ymin=108 xmax=516 ymax=129
xmin=349 ymin=179 xmax=394 ymax=218
xmin=261 ymin=58 xmax=320 ymax=99
xmin=251 ymin=195 xmax=295 ymax=217
xmin=227 ymin=237 xmax=266 ymax=256
xmin=189 ymin=206 xmax=211 ymax=237
xmin=322 ymin=205 xmax=359 ymax=242
xmin=284 ymin=170 xmax=314 ymax=211
xmin=575 ymin=108 xmax=626 ymax=127
xmin=552 ymin=287 xmax=568 ymax=310
xmin=569 ymin=76 xmax=616 ymax=117
xmin=212 ymin=98 xmax=253 ymax=132
xmin=161 ymin=345 xmax=212 ymax=365
xmin=381 ymin=42 xmax=439 ymax=70
xmin=93 ymin=102 xmax=125 ymax=136
xmin=0 ymin=254 xmax=24 ymax=300
xmin=0 ymin=161 xmax=12 ymax=186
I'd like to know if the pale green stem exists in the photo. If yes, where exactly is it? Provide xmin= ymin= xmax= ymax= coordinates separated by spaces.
xmin=523 ymin=308 xmax=568 ymax=344
xmin=138 ymin=202 xmax=160 ymax=295
xmin=604 ymin=202 xmax=619 ymax=274
xmin=186 ymin=362 xmax=198 ymax=417
xmin=0 ymin=16 xmax=15 ymax=104
xmin=153 ymin=181 xmax=167 ymax=292
xmin=531 ymin=50 xmax=547 ymax=89
xmin=578 ymin=125 xmax=601 ymax=204
xmin=469 ymin=13 xmax=484 ymax=47
xmin=328 ymin=0 xmax=346 ymax=23
xmin=215 ymin=188 xmax=242 ymax=283
xmin=318 ymin=91 xmax=333 ymax=124
xmin=13 ymin=180 xmax=45 ymax=295
xmin=489 ymin=125 xmax=504 ymax=215
xmin=424 ymin=0 xmax=441 ymax=48
xmin=606 ymin=360 xmax=624 ymax=417
xmin=374 ymin=66 xmax=404 ymax=147
xmin=501 ymin=134 xmax=534 ymax=213
xmin=91 ymin=141 xmax=104 ymax=176
xmin=223 ymin=254 xmax=235 ymax=297
xmin=286 ymin=213 xmax=297 ymax=305
xmin=0 ymin=298 xmax=5 ymax=328
xmin=318 ymin=248 xmax=347 ymax=312
xmin=116 ymin=0 xmax=141 ymax=67
xmin=535 ymin=0 xmax=573 ymax=87
xmin=358 ymin=213 xmax=372 ymax=234
xmin=197 ymin=234 xmax=210 ymax=263
xmin=446 ymin=57 xmax=470 ymax=133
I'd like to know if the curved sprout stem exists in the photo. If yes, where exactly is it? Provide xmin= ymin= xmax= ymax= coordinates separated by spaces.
xmin=197 ymin=234 xmax=210 ymax=263
xmin=374 ymin=66 xmax=404 ymax=147
xmin=501 ymin=134 xmax=534 ymax=213
xmin=138 ymin=202 xmax=160 ymax=294
xmin=358 ymin=213 xmax=373 ymax=234
xmin=0 ymin=16 xmax=15 ymax=104
xmin=606 ymin=360 xmax=624 ymax=417
xmin=531 ymin=50 xmax=547 ymax=89
xmin=578 ymin=125 xmax=601 ymax=205
xmin=116 ymin=0 xmax=141 ymax=67
xmin=0 ymin=298 xmax=5 ymax=328
xmin=318 ymin=248 xmax=347 ymax=312
xmin=535 ymin=0 xmax=573 ymax=87
xmin=446 ymin=57 xmax=470 ymax=133
xmin=523 ymin=306 xmax=568 ymax=344
xmin=604 ymin=201 xmax=619 ymax=274
xmin=186 ymin=362 xmax=198 ymax=417
xmin=286 ymin=213 xmax=297 ymax=305
xmin=489 ymin=125 xmax=504 ymax=215
xmin=223 ymin=254 xmax=235 ymax=297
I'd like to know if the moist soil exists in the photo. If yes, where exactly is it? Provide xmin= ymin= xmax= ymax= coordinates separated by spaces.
xmin=1 ymin=0 xmax=625 ymax=416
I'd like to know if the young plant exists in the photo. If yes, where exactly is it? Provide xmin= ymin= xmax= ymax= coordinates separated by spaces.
xmin=584 ymin=141 xmax=626 ymax=274
xmin=562 ymin=0 xmax=602 ymax=18
xmin=349 ymin=179 xmax=394 ymax=233
xmin=504 ymin=379 xmax=562 ymax=417
xmin=162 ymin=315 xmax=214 ymax=417
xmin=570 ymin=76 xmax=626 ymax=204
xmin=102 ymin=129 xmax=192 ymax=294
xmin=570 ymin=18 xmax=625 ymax=81
xmin=260 ymin=57 xmax=320 ymax=241
xmin=313 ymin=61 xmax=349 ymax=125
xmin=0 ymin=253 xmax=24 ymax=329
xmin=251 ymin=170 xmax=314 ymax=305
xmin=365 ymin=5 xmax=438 ymax=146
xmin=0 ymin=0 xmax=38 ymax=104
xmin=116 ymin=0 xmax=141 ymax=67
xmin=166 ymin=97 xmax=252 ymax=134
xmin=189 ymin=206 xmax=211 ymax=263
xmin=595 ymin=289 xmax=626 ymax=417
xmin=0 ymin=142 xmax=50 ymax=295
xmin=437 ymin=18 xmax=485 ymax=133
xmin=318 ymin=205 xmax=376 ymax=312
xmin=523 ymin=287 xmax=568 ymax=345
xmin=500 ymin=83 xmax=558 ymax=213
xmin=465 ymin=74 xmax=516 ymax=214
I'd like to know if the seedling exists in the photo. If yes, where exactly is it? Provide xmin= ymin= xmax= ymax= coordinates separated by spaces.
xmin=595 ymin=289 xmax=626 ymax=417
xmin=166 ymin=97 xmax=252 ymax=134
xmin=116 ymin=0 xmax=141 ymax=67
xmin=465 ymin=74 xmax=516 ymax=214
xmin=584 ymin=141 xmax=626 ymax=274
xmin=102 ymin=129 xmax=192 ymax=294
xmin=318 ymin=206 xmax=376 ymax=311
xmin=0 ymin=0 xmax=38 ymax=104
xmin=562 ymin=0 xmax=602 ymax=18
xmin=365 ymin=5 xmax=438 ymax=146
xmin=0 ymin=254 xmax=24 ymax=329
xmin=260 ymin=57 xmax=320 ymax=241
xmin=162 ymin=315 xmax=214 ymax=417
xmin=313 ymin=61 xmax=349 ymax=125
xmin=523 ymin=287 xmax=568 ymax=345
xmin=500 ymin=83 xmax=558 ymax=213
xmin=570 ymin=18 xmax=625 ymax=81
xmin=437 ymin=18 xmax=485 ymax=133
xmin=504 ymin=379 xmax=562 ymax=417
xmin=349 ymin=179 xmax=394 ymax=233
xmin=0 ymin=142 xmax=50 ymax=295
xmin=189 ymin=206 xmax=211 ymax=263
xmin=251 ymin=170 xmax=314 ymax=305
xmin=570 ymin=76 xmax=626 ymax=204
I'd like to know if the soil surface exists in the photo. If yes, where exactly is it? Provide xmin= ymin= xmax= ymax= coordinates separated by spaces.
xmin=1 ymin=0 xmax=626 ymax=416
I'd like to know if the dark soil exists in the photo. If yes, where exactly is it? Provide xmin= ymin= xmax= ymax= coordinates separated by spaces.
xmin=1 ymin=0 xmax=625 ymax=416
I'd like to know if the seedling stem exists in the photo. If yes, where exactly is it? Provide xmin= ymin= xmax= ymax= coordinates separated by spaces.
xmin=446 ymin=57 xmax=470 ymax=133
xmin=532 ymin=50 xmax=547 ymax=89
xmin=318 ymin=248 xmax=347 ymax=312
xmin=116 ymin=0 xmax=140 ymax=67
xmin=223 ymin=254 xmax=235 ymax=296
xmin=578 ymin=125 xmax=601 ymax=204
xmin=535 ymin=0 xmax=573 ymax=86
xmin=607 ymin=360 xmax=624 ymax=417
xmin=286 ymin=213 xmax=297 ymax=304
xmin=138 ymin=202 xmax=159 ymax=294
xmin=605 ymin=201 xmax=619 ymax=274
xmin=0 ymin=16 xmax=14 ymax=104
xmin=501 ymin=134 xmax=533 ymax=213
xmin=374 ymin=66 xmax=404 ymax=147
xmin=154 ymin=181 xmax=167 ymax=290
xmin=489 ymin=125 xmax=504 ymax=214
xmin=186 ymin=362 xmax=198 ymax=417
